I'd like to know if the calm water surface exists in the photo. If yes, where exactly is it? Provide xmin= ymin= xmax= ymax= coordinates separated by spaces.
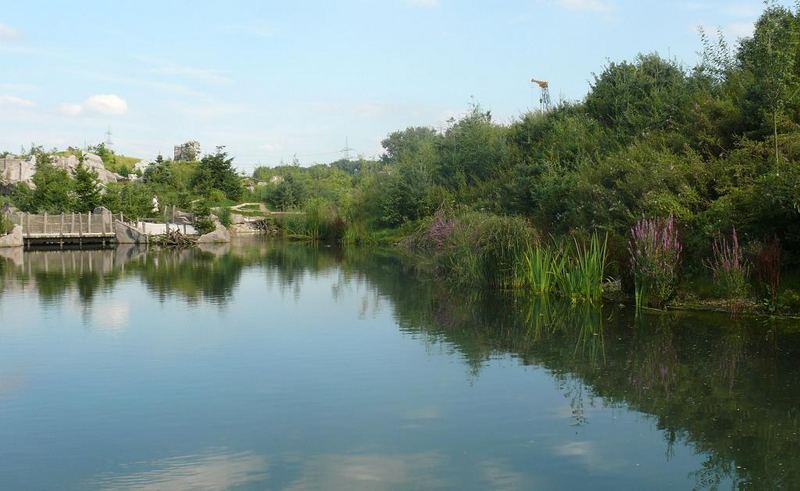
xmin=0 ymin=239 xmax=798 ymax=490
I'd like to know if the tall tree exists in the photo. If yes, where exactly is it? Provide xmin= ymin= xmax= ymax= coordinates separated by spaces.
xmin=30 ymin=152 xmax=73 ymax=213
xmin=738 ymin=5 xmax=800 ymax=172
xmin=73 ymin=160 xmax=102 ymax=212
xmin=191 ymin=146 xmax=242 ymax=201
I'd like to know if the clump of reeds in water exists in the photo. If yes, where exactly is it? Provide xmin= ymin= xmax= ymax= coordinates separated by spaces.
xmin=522 ymin=232 xmax=608 ymax=303
xmin=706 ymin=227 xmax=749 ymax=308
xmin=629 ymin=215 xmax=682 ymax=309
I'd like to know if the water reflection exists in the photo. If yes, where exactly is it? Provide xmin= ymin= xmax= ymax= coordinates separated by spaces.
xmin=0 ymin=240 xmax=799 ymax=489
xmin=91 ymin=449 xmax=269 ymax=490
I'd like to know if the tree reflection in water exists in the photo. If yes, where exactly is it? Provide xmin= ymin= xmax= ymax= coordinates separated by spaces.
xmin=1 ymin=240 xmax=799 ymax=488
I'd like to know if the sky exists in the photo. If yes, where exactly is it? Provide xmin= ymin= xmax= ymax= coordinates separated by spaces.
xmin=0 ymin=0 xmax=789 ymax=172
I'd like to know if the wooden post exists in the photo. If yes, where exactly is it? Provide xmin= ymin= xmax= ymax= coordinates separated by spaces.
xmin=60 ymin=213 xmax=65 ymax=249
xmin=43 ymin=212 xmax=47 ymax=234
xmin=26 ymin=213 xmax=30 ymax=238
xmin=78 ymin=213 xmax=82 ymax=239
xmin=88 ymin=211 xmax=92 ymax=234
xmin=71 ymin=213 xmax=75 ymax=234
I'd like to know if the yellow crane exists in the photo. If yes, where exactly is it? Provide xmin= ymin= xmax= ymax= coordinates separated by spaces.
xmin=531 ymin=78 xmax=552 ymax=112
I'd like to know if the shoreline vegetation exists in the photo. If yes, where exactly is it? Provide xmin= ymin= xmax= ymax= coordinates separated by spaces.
xmin=3 ymin=3 xmax=800 ymax=317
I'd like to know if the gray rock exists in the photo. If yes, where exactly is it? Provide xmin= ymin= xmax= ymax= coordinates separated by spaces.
xmin=0 ymin=225 xmax=23 ymax=248
xmin=114 ymin=221 xmax=146 ymax=244
xmin=197 ymin=219 xmax=230 ymax=244
xmin=0 ymin=153 xmax=122 ymax=187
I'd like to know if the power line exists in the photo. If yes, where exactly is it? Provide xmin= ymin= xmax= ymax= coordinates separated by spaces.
xmin=340 ymin=137 xmax=354 ymax=160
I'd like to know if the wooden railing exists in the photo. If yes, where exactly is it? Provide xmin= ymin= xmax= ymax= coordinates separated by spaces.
xmin=10 ymin=211 xmax=115 ymax=238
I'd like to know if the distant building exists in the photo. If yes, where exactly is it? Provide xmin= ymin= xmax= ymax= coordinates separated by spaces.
xmin=173 ymin=141 xmax=201 ymax=162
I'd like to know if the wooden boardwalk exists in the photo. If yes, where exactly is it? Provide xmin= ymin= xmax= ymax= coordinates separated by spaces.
xmin=9 ymin=211 xmax=116 ymax=247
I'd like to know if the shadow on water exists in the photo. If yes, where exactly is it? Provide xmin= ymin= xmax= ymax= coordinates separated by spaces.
xmin=1 ymin=239 xmax=799 ymax=488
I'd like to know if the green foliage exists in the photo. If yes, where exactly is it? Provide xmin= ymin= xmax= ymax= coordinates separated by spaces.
xmin=405 ymin=211 xmax=536 ymax=288
xmin=27 ymin=153 xmax=73 ymax=213
xmin=216 ymin=207 xmax=232 ymax=227
xmin=522 ymin=234 xmax=609 ymax=303
xmin=191 ymin=199 xmax=215 ymax=235
xmin=191 ymin=147 xmax=243 ymax=201
xmin=0 ymin=214 xmax=12 ymax=235
xmin=87 ymin=142 xmax=140 ymax=176
xmin=72 ymin=162 xmax=102 ymax=212
xmin=586 ymin=54 xmax=690 ymax=142
xmin=274 ymin=199 xmax=346 ymax=243
xmin=381 ymin=126 xmax=439 ymax=164
xmin=102 ymin=182 xmax=155 ymax=220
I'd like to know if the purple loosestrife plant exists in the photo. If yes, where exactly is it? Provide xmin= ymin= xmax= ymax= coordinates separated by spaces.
xmin=629 ymin=215 xmax=682 ymax=308
xmin=426 ymin=208 xmax=456 ymax=250
xmin=707 ymin=228 xmax=749 ymax=303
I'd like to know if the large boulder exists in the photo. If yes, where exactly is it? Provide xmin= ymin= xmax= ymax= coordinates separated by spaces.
xmin=0 ymin=225 xmax=23 ymax=248
xmin=114 ymin=221 xmax=146 ymax=244
xmin=197 ymin=218 xmax=230 ymax=244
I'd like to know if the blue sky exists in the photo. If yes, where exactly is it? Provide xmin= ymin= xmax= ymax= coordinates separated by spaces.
xmin=0 ymin=0 xmax=787 ymax=171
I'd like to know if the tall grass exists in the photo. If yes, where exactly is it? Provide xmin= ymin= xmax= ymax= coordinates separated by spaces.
xmin=276 ymin=199 xmax=346 ymax=243
xmin=404 ymin=210 xmax=536 ymax=288
xmin=523 ymin=246 xmax=556 ymax=294
xmin=404 ymin=210 xmax=609 ymax=300
xmin=522 ymin=232 xmax=608 ymax=303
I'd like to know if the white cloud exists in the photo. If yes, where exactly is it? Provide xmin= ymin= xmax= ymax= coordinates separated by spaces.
xmin=59 ymin=94 xmax=128 ymax=116
xmin=726 ymin=21 xmax=755 ymax=38
xmin=556 ymin=0 xmax=612 ymax=13
xmin=407 ymin=0 xmax=439 ymax=7
xmin=0 ymin=23 xmax=19 ymax=42
xmin=58 ymin=103 xmax=83 ymax=116
xmin=0 ymin=95 xmax=34 ymax=108
xmin=84 ymin=94 xmax=128 ymax=114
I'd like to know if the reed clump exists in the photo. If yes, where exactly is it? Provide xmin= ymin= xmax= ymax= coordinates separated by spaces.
xmin=522 ymin=233 xmax=608 ymax=303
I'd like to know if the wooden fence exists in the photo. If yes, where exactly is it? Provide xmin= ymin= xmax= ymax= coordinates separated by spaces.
xmin=9 ymin=211 xmax=116 ymax=240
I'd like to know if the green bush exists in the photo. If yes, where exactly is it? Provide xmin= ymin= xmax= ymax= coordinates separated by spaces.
xmin=405 ymin=211 xmax=536 ymax=288
xmin=0 ymin=214 xmax=13 ymax=235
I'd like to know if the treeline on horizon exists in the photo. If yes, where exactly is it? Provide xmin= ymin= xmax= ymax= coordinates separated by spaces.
xmin=252 ymin=4 xmax=800 ymax=261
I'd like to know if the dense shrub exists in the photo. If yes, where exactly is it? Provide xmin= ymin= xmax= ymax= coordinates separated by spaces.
xmin=405 ymin=211 xmax=536 ymax=288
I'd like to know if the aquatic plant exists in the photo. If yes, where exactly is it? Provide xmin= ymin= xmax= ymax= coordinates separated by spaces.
xmin=706 ymin=227 xmax=749 ymax=301
xmin=521 ymin=232 xmax=608 ymax=302
xmin=553 ymin=233 xmax=608 ymax=303
xmin=523 ymin=245 xmax=556 ymax=294
xmin=629 ymin=215 xmax=682 ymax=309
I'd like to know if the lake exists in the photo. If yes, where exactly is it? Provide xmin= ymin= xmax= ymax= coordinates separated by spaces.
xmin=0 ymin=239 xmax=798 ymax=490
